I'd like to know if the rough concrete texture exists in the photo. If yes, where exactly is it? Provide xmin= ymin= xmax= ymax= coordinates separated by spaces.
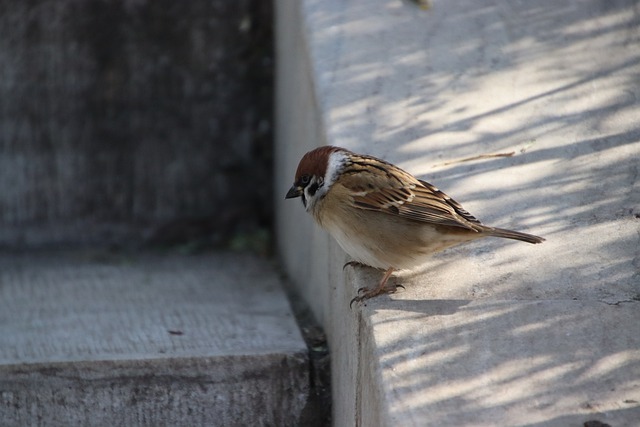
xmin=0 ymin=252 xmax=308 ymax=426
xmin=353 ymin=273 xmax=640 ymax=426
xmin=275 ymin=0 xmax=640 ymax=425
xmin=0 ymin=1 xmax=273 ymax=248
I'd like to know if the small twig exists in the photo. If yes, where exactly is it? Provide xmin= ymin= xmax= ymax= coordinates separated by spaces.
xmin=433 ymin=151 xmax=516 ymax=167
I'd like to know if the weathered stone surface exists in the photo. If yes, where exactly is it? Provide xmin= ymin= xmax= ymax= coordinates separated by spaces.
xmin=0 ymin=0 xmax=273 ymax=248
xmin=0 ymin=252 xmax=308 ymax=426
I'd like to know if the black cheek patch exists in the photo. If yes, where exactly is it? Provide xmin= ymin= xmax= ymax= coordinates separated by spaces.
xmin=308 ymin=183 xmax=319 ymax=196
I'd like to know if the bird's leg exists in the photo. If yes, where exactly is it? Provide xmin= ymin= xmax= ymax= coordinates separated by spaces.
xmin=350 ymin=267 xmax=402 ymax=307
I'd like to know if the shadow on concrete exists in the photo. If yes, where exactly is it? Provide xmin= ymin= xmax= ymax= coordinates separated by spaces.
xmin=363 ymin=298 xmax=639 ymax=425
xmin=301 ymin=0 xmax=640 ymax=424
xmin=309 ymin=0 xmax=640 ymax=291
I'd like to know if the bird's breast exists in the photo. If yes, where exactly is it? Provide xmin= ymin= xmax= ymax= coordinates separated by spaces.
xmin=315 ymin=197 xmax=477 ymax=270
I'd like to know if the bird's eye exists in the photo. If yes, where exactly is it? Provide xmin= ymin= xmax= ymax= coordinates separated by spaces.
xmin=300 ymin=175 xmax=311 ymax=185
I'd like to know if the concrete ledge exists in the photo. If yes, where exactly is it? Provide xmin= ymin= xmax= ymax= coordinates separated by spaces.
xmin=0 ymin=252 xmax=308 ymax=426
xmin=275 ymin=0 xmax=640 ymax=425
xmin=355 ymin=294 xmax=640 ymax=426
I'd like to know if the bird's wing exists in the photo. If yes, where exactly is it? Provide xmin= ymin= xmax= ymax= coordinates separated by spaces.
xmin=416 ymin=179 xmax=482 ymax=226
xmin=338 ymin=157 xmax=481 ymax=231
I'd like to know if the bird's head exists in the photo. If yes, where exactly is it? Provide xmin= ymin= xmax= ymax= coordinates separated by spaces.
xmin=285 ymin=146 xmax=349 ymax=212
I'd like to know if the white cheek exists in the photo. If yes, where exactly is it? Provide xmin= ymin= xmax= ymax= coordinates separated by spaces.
xmin=324 ymin=151 xmax=348 ymax=188
xmin=303 ymin=188 xmax=315 ymax=212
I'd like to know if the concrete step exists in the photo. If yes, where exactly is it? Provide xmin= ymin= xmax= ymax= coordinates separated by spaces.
xmin=0 ymin=251 xmax=309 ymax=426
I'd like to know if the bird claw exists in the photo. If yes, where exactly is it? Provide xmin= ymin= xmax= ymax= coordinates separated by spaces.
xmin=356 ymin=284 xmax=403 ymax=294
xmin=349 ymin=283 xmax=404 ymax=308
xmin=343 ymin=261 xmax=366 ymax=271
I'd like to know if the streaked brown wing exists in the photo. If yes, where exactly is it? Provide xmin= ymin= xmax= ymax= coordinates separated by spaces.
xmin=416 ymin=180 xmax=481 ymax=225
xmin=339 ymin=157 xmax=481 ymax=231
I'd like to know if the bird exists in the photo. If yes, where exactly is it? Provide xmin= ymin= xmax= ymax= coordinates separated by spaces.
xmin=285 ymin=146 xmax=544 ymax=306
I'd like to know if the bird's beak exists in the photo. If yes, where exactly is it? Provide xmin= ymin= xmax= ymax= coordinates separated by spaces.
xmin=285 ymin=185 xmax=302 ymax=199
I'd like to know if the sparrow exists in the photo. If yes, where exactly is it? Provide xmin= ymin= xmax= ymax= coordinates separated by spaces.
xmin=285 ymin=146 xmax=544 ymax=306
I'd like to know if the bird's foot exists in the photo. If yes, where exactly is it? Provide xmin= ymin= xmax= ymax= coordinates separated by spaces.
xmin=350 ymin=283 xmax=404 ymax=308
xmin=343 ymin=261 xmax=368 ymax=270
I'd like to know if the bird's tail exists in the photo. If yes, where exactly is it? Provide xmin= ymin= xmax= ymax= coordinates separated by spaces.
xmin=485 ymin=226 xmax=545 ymax=244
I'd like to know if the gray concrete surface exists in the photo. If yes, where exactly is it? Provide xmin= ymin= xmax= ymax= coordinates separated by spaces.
xmin=0 ymin=1 xmax=273 ymax=248
xmin=353 ymin=271 xmax=640 ymax=426
xmin=275 ymin=0 xmax=640 ymax=425
xmin=0 ymin=252 xmax=308 ymax=426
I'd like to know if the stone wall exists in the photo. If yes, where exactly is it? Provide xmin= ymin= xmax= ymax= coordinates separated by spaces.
xmin=0 ymin=0 xmax=273 ymax=249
